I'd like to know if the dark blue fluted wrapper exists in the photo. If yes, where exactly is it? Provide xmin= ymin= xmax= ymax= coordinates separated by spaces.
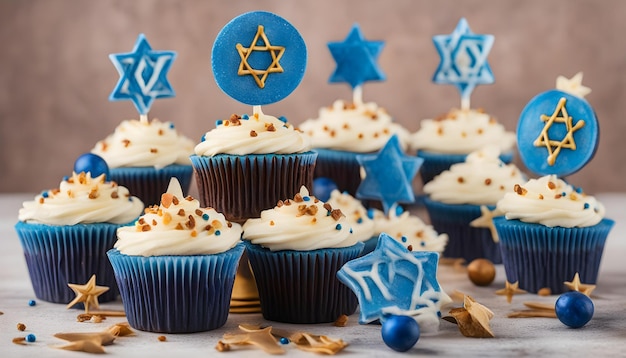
xmin=15 ymin=221 xmax=122 ymax=304
xmin=417 ymin=150 xmax=514 ymax=184
xmin=361 ymin=236 xmax=379 ymax=257
xmin=494 ymin=217 xmax=614 ymax=294
xmin=313 ymin=148 xmax=363 ymax=196
xmin=109 ymin=164 xmax=193 ymax=207
xmin=107 ymin=243 xmax=244 ymax=333
xmin=423 ymin=198 xmax=501 ymax=263
xmin=244 ymin=241 xmax=364 ymax=324
xmin=190 ymin=152 xmax=317 ymax=224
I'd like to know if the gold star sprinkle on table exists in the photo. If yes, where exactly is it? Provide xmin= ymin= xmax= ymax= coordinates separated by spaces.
xmin=495 ymin=280 xmax=527 ymax=303
xmin=443 ymin=295 xmax=495 ymax=338
xmin=533 ymin=97 xmax=585 ymax=166
xmin=564 ymin=272 xmax=596 ymax=297
xmin=508 ymin=301 xmax=557 ymax=318
xmin=469 ymin=205 xmax=501 ymax=242
xmin=236 ymin=25 xmax=285 ymax=89
xmin=66 ymin=275 xmax=109 ymax=312
xmin=53 ymin=323 xmax=134 ymax=354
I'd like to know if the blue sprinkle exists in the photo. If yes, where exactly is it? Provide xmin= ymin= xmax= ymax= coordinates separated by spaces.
xmin=367 ymin=208 xmax=375 ymax=219
xmin=28 ymin=299 xmax=36 ymax=307
xmin=584 ymin=203 xmax=590 ymax=209
xmin=63 ymin=176 xmax=69 ymax=181
xmin=201 ymin=134 xmax=206 ymax=142
xmin=41 ymin=191 xmax=49 ymax=198
xmin=279 ymin=337 xmax=289 ymax=345
xmin=420 ymin=241 xmax=426 ymax=247
xmin=278 ymin=116 xmax=288 ymax=123
xmin=242 ymin=114 xmax=249 ymax=120
xmin=169 ymin=123 xmax=175 ymax=129
xmin=395 ymin=206 xmax=404 ymax=215
xmin=215 ymin=230 xmax=221 ymax=236
xmin=437 ymin=311 xmax=442 ymax=318
xmin=26 ymin=334 xmax=36 ymax=343
xmin=303 ymin=196 xmax=311 ymax=201
xmin=349 ymin=228 xmax=353 ymax=234
xmin=216 ymin=119 xmax=223 ymax=126
xmin=576 ymin=187 xmax=584 ymax=194
xmin=327 ymin=211 xmax=331 ymax=216
xmin=335 ymin=224 xmax=342 ymax=230
xmin=401 ymin=236 xmax=407 ymax=243
xmin=561 ymin=192 xmax=566 ymax=197
xmin=202 ymin=213 xmax=210 ymax=221
xmin=357 ymin=217 xmax=363 ymax=224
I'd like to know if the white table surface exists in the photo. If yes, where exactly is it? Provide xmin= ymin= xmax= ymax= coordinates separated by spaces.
xmin=2 ymin=193 xmax=626 ymax=357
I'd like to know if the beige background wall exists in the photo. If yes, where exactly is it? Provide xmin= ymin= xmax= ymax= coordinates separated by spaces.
xmin=1 ymin=0 xmax=625 ymax=193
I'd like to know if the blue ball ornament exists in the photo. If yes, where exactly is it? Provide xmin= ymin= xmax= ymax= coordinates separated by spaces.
xmin=28 ymin=299 xmax=36 ymax=306
xmin=312 ymin=177 xmax=338 ymax=202
xmin=26 ymin=334 xmax=36 ymax=342
xmin=381 ymin=315 xmax=420 ymax=352
xmin=555 ymin=291 xmax=594 ymax=328
xmin=74 ymin=153 xmax=110 ymax=179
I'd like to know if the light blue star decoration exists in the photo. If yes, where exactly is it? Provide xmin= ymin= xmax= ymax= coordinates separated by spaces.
xmin=337 ymin=233 xmax=449 ymax=325
xmin=356 ymin=135 xmax=423 ymax=215
xmin=109 ymin=34 xmax=176 ymax=115
xmin=328 ymin=24 xmax=385 ymax=89
xmin=432 ymin=18 xmax=494 ymax=103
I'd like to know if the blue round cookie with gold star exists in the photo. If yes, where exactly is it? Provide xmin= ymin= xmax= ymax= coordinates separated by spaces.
xmin=211 ymin=11 xmax=307 ymax=106
xmin=517 ymin=89 xmax=598 ymax=177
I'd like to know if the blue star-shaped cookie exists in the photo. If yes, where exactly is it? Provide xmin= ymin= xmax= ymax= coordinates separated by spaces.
xmin=328 ymin=24 xmax=385 ymax=89
xmin=432 ymin=18 xmax=494 ymax=102
xmin=356 ymin=135 xmax=423 ymax=214
xmin=109 ymin=34 xmax=176 ymax=115
xmin=337 ymin=233 xmax=449 ymax=325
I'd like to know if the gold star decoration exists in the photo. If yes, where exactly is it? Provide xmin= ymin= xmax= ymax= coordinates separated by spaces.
xmin=66 ymin=275 xmax=110 ymax=313
xmin=533 ymin=97 xmax=585 ymax=166
xmin=508 ymin=301 xmax=557 ymax=318
xmin=236 ymin=25 xmax=285 ymax=89
xmin=495 ymin=280 xmax=527 ymax=303
xmin=564 ymin=272 xmax=596 ymax=297
xmin=469 ymin=205 xmax=501 ymax=243
xmin=443 ymin=295 xmax=495 ymax=338
xmin=53 ymin=323 xmax=134 ymax=354
xmin=556 ymin=72 xmax=591 ymax=98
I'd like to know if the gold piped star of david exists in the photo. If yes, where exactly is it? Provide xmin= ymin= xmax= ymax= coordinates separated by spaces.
xmin=533 ymin=97 xmax=585 ymax=166
xmin=236 ymin=25 xmax=285 ymax=88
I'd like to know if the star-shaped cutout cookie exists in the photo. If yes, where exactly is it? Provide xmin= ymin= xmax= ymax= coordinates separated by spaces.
xmin=533 ymin=97 xmax=585 ymax=166
xmin=66 ymin=274 xmax=110 ymax=312
xmin=564 ymin=272 xmax=596 ymax=297
xmin=495 ymin=280 xmax=527 ymax=304
xmin=236 ymin=25 xmax=285 ymax=89
xmin=556 ymin=72 xmax=591 ymax=98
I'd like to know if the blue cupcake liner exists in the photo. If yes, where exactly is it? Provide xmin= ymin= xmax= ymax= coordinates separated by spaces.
xmin=494 ymin=217 xmax=614 ymax=294
xmin=109 ymin=164 xmax=193 ymax=207
xmin=15 ymin=221 xmax=123 ymax=304
xmin=244 ymin=241 xmax=364 ymax=324
xmin=417 ymin=150 xmax=514 ymax=184
xmin=313 ymin=148 xmax=364 ymax=196
xmin=423 ymin=198 xmax=501 ymax=264
xmin=107 ymin=243 xmax=245 ymax=333
xmin=190 ymin=152 xmax=317 ymax=224
xmin=361 ymin=236 xmax=379 ymax=256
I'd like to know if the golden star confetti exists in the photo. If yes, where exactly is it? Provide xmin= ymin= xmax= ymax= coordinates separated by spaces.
xmin=66 ymin=275 xmax=110 ymax=313
xmin=564 ymin=272 xmax=596 ymax=297
xmin=469 ymin=205 xmax=501 ymax=242
xmin=443 ymin=295 xmax=495 ymax=338
xmin=53 ymin=323 xmax=135 ymax=354
xmin=508 ymin=301 xmax=557 ymax=318
xmin=495 ymin=280 xmax=527 ymax=303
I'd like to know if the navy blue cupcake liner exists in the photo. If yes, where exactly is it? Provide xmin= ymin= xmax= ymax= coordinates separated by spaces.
xmin=15 ymin=221 xmax=122 ymax=304
xmin=107 ymin=243 xmax=245 ymax=333
xmin=190 ymin=152 xmax=316 ymax=224
xmin=417 ymin=150 xmax=514 ymax=184
xmin=494 ymin=217 xmax=614 ymax=294
xmin=244 ymin=241 xmax=364 ymax=324
xmin=423 ymin=198 xmax=501 ymax=264
xmin=109 ymin=164 xmax=193 ymax=207
xmin=313 ymin=148 xmax=364 ymax=196
xmin=361 ymin=236 xmax=379 ymax=257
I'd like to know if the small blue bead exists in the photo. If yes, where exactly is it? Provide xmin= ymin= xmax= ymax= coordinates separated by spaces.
xmin=278 ymin=116 xmax=288 ymax=123
xmin=26 ymin=334 xmax=36 ymax=343
xmin=562 ymin=192 xmax=566 ymax=197
xmin=584 ymin=203 xmax=590 ymax=209
xmin=279 ymin=337 xmax=289 ymax=345
xmin=169 ymin=123 xmax=175 ymax=129
xmin=63 ymin=176 xmax=69 ymax=181
xmin=357 ymin=217 xmax=363 ymax=224
xmin=242 ymin=114 xmax=249 ymax=120
xmin=327 ymin=211 xmax=331 ymax=216
xmin=401 ymin=236 xmax=407 ymax=243
xmin=576 ymin=187 xmax=583 ymax=194
xmin=335 ymin=224 xmax=342 ymax=230
xmin=202 ymin=213 xmax=210 ymax=221
xmin=41 ymin=191 xmax=49 ymax=198
xmin=349 ymin=228 xmax=353 ymax=234
xmin=367 ymin=208 xmax=375 ymax=220
xmin=395 ymin=206 xmax=404 ymax=216
xmin=215 ymin=230 xmax=221 ymax=236
xmin=303 ymin=196 xmax=310 ymax=201
xmin=420 ymin=241 xmax=426 ymax=247
xmin=28 ymin=299 xmax=36 ymax=306
xmin=216 ymin=119 xmax=223 ymax=126
xmin=201 ymin=134 xmax=206 ymax=142
xmin=437 ymin=311 xmax=442 ymax=318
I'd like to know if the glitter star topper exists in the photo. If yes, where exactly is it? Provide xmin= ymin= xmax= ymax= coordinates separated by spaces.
xmin=432 ymin=18 xmax=494 ymax=110
xmin=212 ymin=11 xmax=307 ymax=108
xmin=517 ymin=74 xmax=598 ymax=177
xmin=356 ymin=135 xmax=423 ymax=214
xmin=109 ymin=34 xmax=176 ymax=120
xmin=328 ymin=23 xmax=385 ymax=104
xmin=337 ymin=233 xmax=451 ymax=329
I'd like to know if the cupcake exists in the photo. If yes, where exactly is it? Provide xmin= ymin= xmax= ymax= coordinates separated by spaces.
xmin=411 ymin=108 xmax=516 ymax=184
xmin=108 ymin=178 xmax=244 ymax=333
xmin=15 ymin=157 xmax=144 ymax=304
xmin=422 ymin=146 xmax=524 ymax=263
xmin=326 ymin=189 xmax=376 ymax=255
xmin=92 ymin=118 xmax=195 ymax=207
xmin=242 ymin=186 xmax=363 ymax=323
xmin=368 ymin=206 xmax=448 ymax=255
xmin=493 ymin=175 xmax=613 ymax=294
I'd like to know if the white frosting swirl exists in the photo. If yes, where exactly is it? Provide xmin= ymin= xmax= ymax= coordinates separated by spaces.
xmin=423 ymin=146 xmax=525 ymax=205
xmin=194 ymin=109 xmax=311 ymax=156
xmin=411 ymin=109 xmax=515 ymax=154
xmin=495 ymin=175 xmax=605 ymax=228
xmin=369 ymin=208 xmax=448 ymax=253
xmin=242 ymin=186 xmax=358 ymax=251
xmin=299 ymin=99 xmax=411 ymax=152
xmin=92 ymin=119 xmax=194 ymax=169
xmin=326 ymin=190 xmax=375 ymax=242
xmin=18 ymin=172 xmax=144 ymax=225
xmin=115 ymin=178 xmax=241 ymax=256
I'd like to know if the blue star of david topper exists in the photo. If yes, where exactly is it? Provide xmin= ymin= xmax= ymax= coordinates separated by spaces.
xmin=432 ymin=18 xmax=494 ymax=110
xmin=328 ymin=24 xmax=385 ymax=89
xmin=109 ymin=34 xmax=176 ymax=115
xmin=337 ymin=233 xmax=450 ymax=325
xmin=356 ymin=135 xmax=423 ymax=214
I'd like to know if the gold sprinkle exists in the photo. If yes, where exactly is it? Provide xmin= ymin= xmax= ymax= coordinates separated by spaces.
xmin=499 ymin=185 xmax=505 ymax=190
xmin=160 ymin=193 xmax=173 ymax=207
xmin=373 ymin=132 xmax=379 ymax=138
xmin=138 ymin=218 xmax=146 ymax=225
xmin=330 ymin=130 xmax=336 ymax=137
xmin=152 ymin=219 xmax=157 ymax=226
xmin=158 ymin=129 xmax=164 ymax=136
xmin=172 ymin=196 xmax=180 ymax=205
xmin=334 ymin=314 xmax=348 ymax=327
xmin=163 ymin=213 xmax=172 ymax=225
xmin=416 ymin=231 xmax=424 ymax=238
xmin=191 ymin=230 xmax=197 ymax=238
xmin=323 ymin=125 xmax=329 ymax=132
xmin=158 ymin=335 xmax=167 ymax=342
xmin=195 ymin=209 xmax=203 ymax=216
xmin=227 ymin=222 xmax=232 ymax=228
xmin=122 ymin=139 xmax=131 ymax=147
xmin=294 ymin=193 xmax=304 ymax=202
xmin=407 ymin=245 xmax=413 ymax=251
xmin=461 ymin=131 xmax=467 ymax=138
xmin=211 ymin=220 xmax=223 ymax=229
xmin=514 ymin=184 xmax=527 ymax=196
xmin=331 ymin=209 xmax=343 ymax=221
xmin=150 ymin=148 xmax=158 ymax=153
xmin=100 ymin=142 xmax=108 ymax=151
xmin=477 ymin=128 xmax=484 ymax=134
xmin=250 ymin=130 xmax=258 ymax=137
xmin=342 ymin=123 xmax=350 ymax=129
xmin=323 ymin=203 xmax=333 ymax=212
xmin=276 ymin=200 xmax=284 ymax=207
xmin=269 ymin=221 xmax=275 ymax=226
xmin=186 ymin=215 xmax=196 ymax=229
xmin=175 ymin=223 xmax=184 ymax=230
xmin=111 ymin=191 xmax=119 ymax=199
xmin=555 ymin=194 xmax=562 ymax=199
xmin=141 ymin=224 xmax=151 ymax=232
xmin=216 ymin=341 xmax=230 ymax=352
xmin=17 ymin=323 xmax=26 ymax=331
xmin=484 ymin=178 xmax=492 ymax=186
xmin=39 ymin=197 xmax=44 ymax=204
xmin=548 ymin=181 xmax=556 ymax=190
xmin=12 ymin=337 xmax=26 ymax=345
xmin=358 ymin=133 xmax=364 ymax=139
xmin=437 ymin=127 xmax=444 ymax=135
xmin=457 ymin=177 xmax=465 ymax=184
xmin=537 ymin=287 xmax=551 ymax=296
xmin=177 ymin=209 xmax=185 ymax=216
xmin=265 ymin=123 xmax=276 ymax=132
xmin=539 ymin=194 xmax=544 ymax=200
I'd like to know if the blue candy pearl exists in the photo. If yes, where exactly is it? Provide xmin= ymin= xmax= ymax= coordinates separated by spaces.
xmin=381 ymin=315 xmax=420 ymax=352
xmin=28 ymin=299 xmax=36 ymax=306
xmin=26 ymin=334 xmax=36 ymax=342
xmin=74 ymin=153 xmax=110 ymax=179
xmin=312 ymin=177 xmax=338 ymax=202
xmin=555 ymin=291 xmax=594 ymax=328
xmin=279 ymin=337 xmax=289 ymax=345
